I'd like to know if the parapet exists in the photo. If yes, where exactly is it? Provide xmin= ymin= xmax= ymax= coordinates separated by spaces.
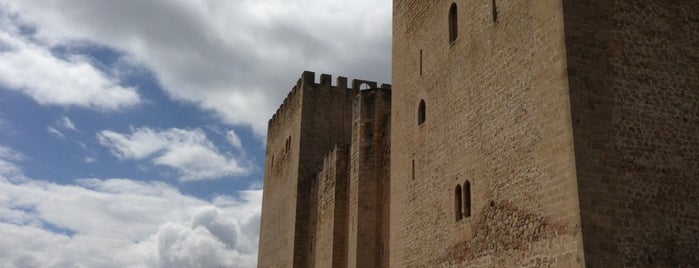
xmin=267 ymin=71 xmax=391 ymax=134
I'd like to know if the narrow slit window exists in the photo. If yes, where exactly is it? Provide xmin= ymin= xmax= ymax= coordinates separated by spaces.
xmin=448 ymin=3 xmax=458 ymax=45
xmin=286 ymin=136 xmax=291 ymax=152
xmin=419 ymin=49 xmax=423 ymax=75
xmin=412 ymin=159 xmax=415 ymax=180
xmin=463 ymin=180 xmax=471 ymax=218
xmin=418 ymin=100 xmax=426 ymax=125
xmin=492 ymin=0 xmax=498 ymax=23
xmin=455 ymin=185 xmax=463 ymax=221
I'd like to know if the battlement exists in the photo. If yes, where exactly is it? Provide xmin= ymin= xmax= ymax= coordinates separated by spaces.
xmin=267 ymin=71 xmax=390 ymax=134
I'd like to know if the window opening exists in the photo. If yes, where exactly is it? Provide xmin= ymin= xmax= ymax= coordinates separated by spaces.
xmin=419 ymin=49 xmax=423 ymax=75
xmin=418 ymin=100 xmax=426 ymax=125
xmin=492 ymin=0 xmax=498 ymax=23
xmin=412 ymin=159 xmax=415 ymax=180
xmin=285 ymin=136 xmax=291 ymax=153
xmin=463 ymin=180 xmax=471 ymax=218
xmin=448 ymin=3 xmax=458 ymax=45
xmin=455 ymin=185 xmax=463 ymax=221
xmin=359 ymin=83 xmax=370 ymax=90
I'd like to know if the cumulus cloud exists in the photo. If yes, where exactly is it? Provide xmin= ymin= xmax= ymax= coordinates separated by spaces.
xmin=0 ymin=172 xmax=262 ymax=268
xmin=97 ymin=127 xmax=251 ymax=181
xmin=0 ymin=0 xmax=392 ymax=135
xmin=0 ymin=17 xmax=141 ymax=111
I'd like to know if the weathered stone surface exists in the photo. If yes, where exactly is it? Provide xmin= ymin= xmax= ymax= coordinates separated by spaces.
xmin=258 ymin=1 xmax=698 ymax=267
xmin=391 ymin=0 xmax=583 ymax=266
xmin=564 ymin=1 xmax=699 ymax=266
xmin=258 ymin=72 xmax=390 ymax=268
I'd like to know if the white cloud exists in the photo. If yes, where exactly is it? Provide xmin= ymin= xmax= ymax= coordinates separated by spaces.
xmin=97 ymin=127 xmax=251 ymax=181
xmin=83 ymin=156 xmax=97 ymax=164
xmin=0 ymin=175 xmax=262 ymax=268
xmin=0 ymin=0 xmax=392 ymax=135
xmin=0 ymin=145 xmax=25 ymax=162
xmin=226 ymin=130 xmax=243 ymax=151
xmin=46 ymin=126 xmax=65 ymax=139
xmin=58 ymin=116 xmax=76 ymax=131
xmin=0 ymin=145 xmax=25 ymax=179
xmin=0 ymin=22 xmax=141 ymax=111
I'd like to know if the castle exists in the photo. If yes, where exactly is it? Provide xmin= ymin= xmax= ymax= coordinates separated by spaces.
xmin=257 ymin=1 xmax=699 ymax=267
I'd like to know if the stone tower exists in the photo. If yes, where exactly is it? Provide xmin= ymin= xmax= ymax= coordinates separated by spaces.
xmin=257 ymin=71 xmax=392 ymax=268
xmin=259 ymin=0 xmax=698 ymax=267
xmin=391 ymin=0 xmax=698 ymax=267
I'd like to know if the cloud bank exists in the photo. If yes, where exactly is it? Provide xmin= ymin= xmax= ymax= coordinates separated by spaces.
xmin=0 ymin=18 xmax=141 ymax=111
xmin=0 ymin=147 xmax=261 ymax=268
xmin=97 ymin=127 xmax=251 ymax=181
xmin=0 ymin=0 xmax=392 ymax=135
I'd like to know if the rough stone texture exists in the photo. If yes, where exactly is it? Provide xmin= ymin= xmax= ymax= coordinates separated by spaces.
xmin=259 ymin=1 xmax=699 ymax=267
xmin=311 ymin=145 xmax=350 ymax=268
xmin=563 ymin=1 xmax=699 ymax=267
xmin=348 ymin=88 xmax=391 ymax=268
xmin=258 ymin=72 xmax=390 ymax=268
xmin=258 ymin=72 xmax=359 ymax=267
xmin=391 ymin=0 xmax=584 ymax=267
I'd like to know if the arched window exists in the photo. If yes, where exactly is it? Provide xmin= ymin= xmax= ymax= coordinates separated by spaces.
xmin=418 ymin=99 xmax=426 ymax=125
xmin=455 ymin=185 xmax=463 ymax=221
xmin=463 ymin=180 xmax=471 ymax=218
xmin=448 ymin=3 xmax=458 ymax=45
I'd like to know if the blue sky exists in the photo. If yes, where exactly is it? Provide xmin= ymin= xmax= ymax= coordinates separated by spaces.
xmin=0 ymin=1 xmax=391 ymax=267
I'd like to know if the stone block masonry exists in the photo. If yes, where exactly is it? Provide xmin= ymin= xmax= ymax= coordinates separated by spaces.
xmin=348 ymin=88 xmax=391 ymax=268
xmin=258 ymin=1 xmax=698 ymax=267
xmin=391 ymin=0 xmax=583 ymax=266
xmin=563 ymin=1 xmax=699 ymax=266
xmin=257 ymin=71 xmax=391 ymax=268
xmin=310 ymin=145 xmax=349 ymax=268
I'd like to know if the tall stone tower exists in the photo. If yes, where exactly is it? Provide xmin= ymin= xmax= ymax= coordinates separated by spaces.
xmin=258 ymin=71 xmax=356 ymax=267
xmin=258 ymin=71 xmax=392 ymax=268
xmin=391 ymin=0 xmax=698 ymax=267
xmin=259 ymin=1 xmax=698 ymax=267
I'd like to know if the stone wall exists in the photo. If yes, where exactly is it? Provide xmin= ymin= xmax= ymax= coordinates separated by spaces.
xmin=258 ymin=73 xmax=306 ymax=268
xmin=563 ymin=1 xmax=699 ymax=266
xmin=260 ymin=1 xmax=699 ymax=267
xmin=258 ymin=71 xmax=359 ymax=267
xmin=391 ymin=0 xmax=585 ymax=266
xmin=348 ymin=87 xmax=392 ymax=268
xmin=311 ymin=145 xmax=350 ymax=268
xmin=294 ymin=73 xmax=358 ymax=267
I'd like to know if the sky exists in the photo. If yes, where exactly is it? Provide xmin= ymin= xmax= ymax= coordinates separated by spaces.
xmin=0 ymin=1 xmax=391 ymax=267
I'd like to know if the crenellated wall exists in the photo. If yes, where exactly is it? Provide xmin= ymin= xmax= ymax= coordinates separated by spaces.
xmin=260 ymin=2 xmax=697 ymax=267
xmin=258 ymin=72 xmax=306 ymax=268
xmin=258 ymin=71 xmax=390 ymax=268
xmin=348 ymin=88 xmax=391 ymax=268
